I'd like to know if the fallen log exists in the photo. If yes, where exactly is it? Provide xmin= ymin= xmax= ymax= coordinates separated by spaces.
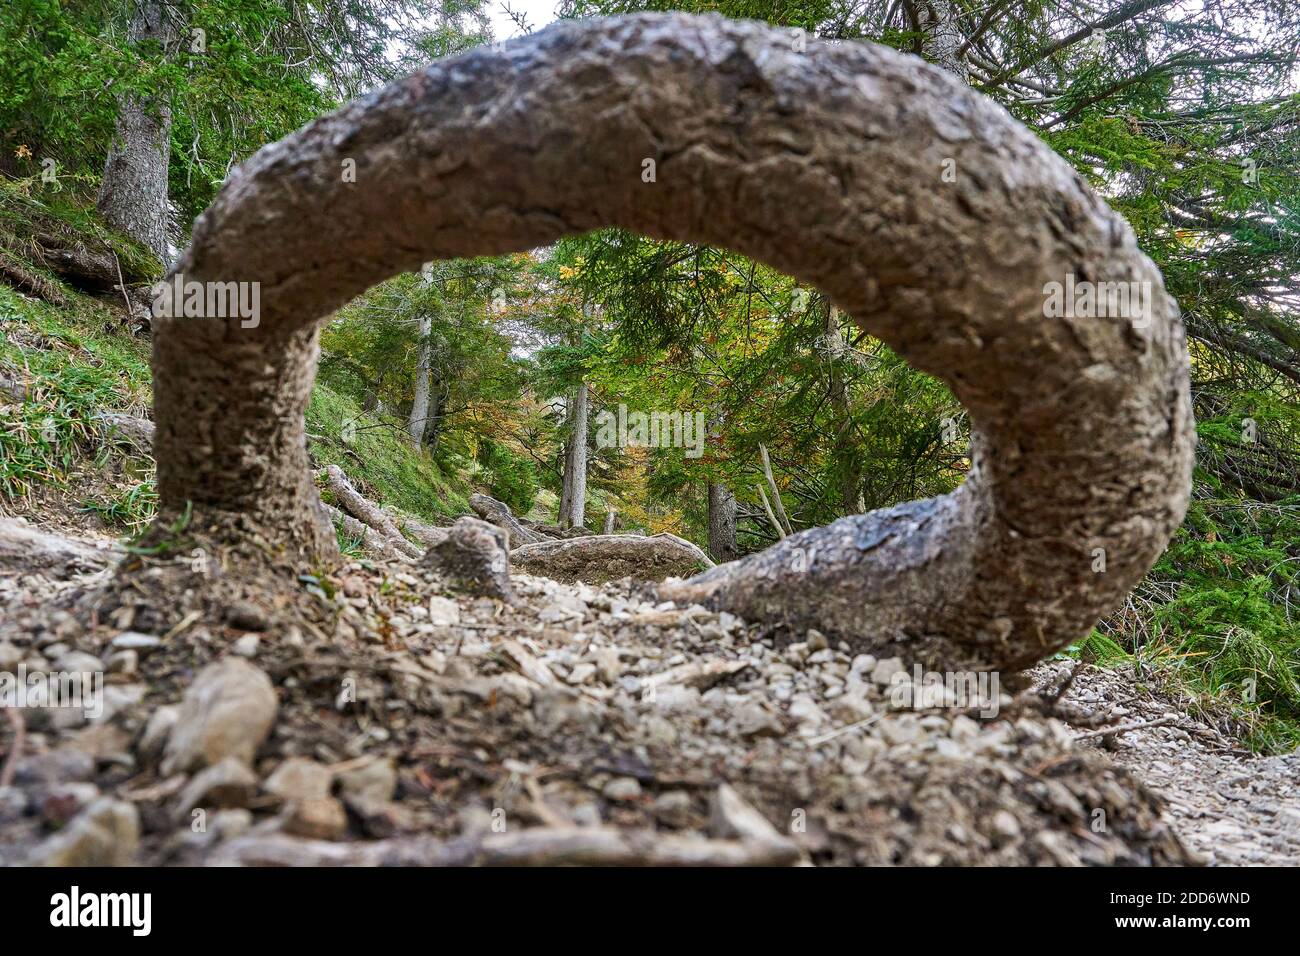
xmin=324 ymin=465 xmax=422 ymax=559
xmin=0 ymin=253 xmax=67 ymax=306
xmin=0 ymin=518 xmax=122 ymax=574
xmin=322 ymin=504 xmax=408 ymax=561
xmin=34 ymin=241 xmax=121 ymax=293
xmin=469 ymin=493 xmax=543 ymax=546
xmin=0 ymin=373 xmax=28 ymax=402
xmin=390 ymin=513 xmax=448 ymax=549
xmin=510 ymin=532 xmax=714 ymax=584
xmin=94 ymin=412 xmax=154 ymax=454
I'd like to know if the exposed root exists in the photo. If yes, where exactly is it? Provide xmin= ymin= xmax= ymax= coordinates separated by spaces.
xmin=511 ymin=533 xmax=714 ymax=584
xmin=0 ymin=518 xmax=123 ymax=575
xmin=324 ymin=465 xmax=422 ymax=559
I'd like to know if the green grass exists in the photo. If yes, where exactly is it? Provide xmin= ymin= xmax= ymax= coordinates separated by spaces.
xmin=0 ymin=177 xmax=160 ymax=288
xmin=80 ymin=473 xmax=158 ymax=532
xmin=307 ymin=382 xmax=470 ymax=525
xmin=2 ymin=279 xmax=472 ymax=541
xmin=0 ymin=285 xmax=150 ymax=503
xmin=1083 ymin=495 xmax=1300 ymax=753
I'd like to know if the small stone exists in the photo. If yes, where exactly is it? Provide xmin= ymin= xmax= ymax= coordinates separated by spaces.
xmin=336 ymin=758 xmax=398 ymax=804
xmin=283 ymin=797 xmax=348 ymax=841
xmin=734 ymin=702 xmax=783 ymax=738
xmin=174 ymin=757 xmax=259 ymax=822
xmin=567 ymin=662 xmax=596 ymax=685
xmin=138 ymin=705 xmax=180 ymax=762
xmin=212 ymin=809 xmax=254 ymax=842
xmin=111 ymin=631 xmax=163 ymax=653
xmin=225 ymin=600 xmax=269 ymax=632
xmin=106 ymin=649 xmax=138 ymax=675
xmin=950 ymin=714 xmax=980 ymax=742
xmin=343 ymin=796 xmax=412 ymax=838
xmin=642 ymin=714 xmax=678 ymax=747
xmin=0 ymin=641 xmax=21 ymax=671
xmin=94 ymin=683 xmax=145 ymax=724
xmin=231 ymin=634 xmax=260 ymax=658
xmin=788 ymin=695 xmax=828 ymax=728
xmin=162 ymin=658 xmax=278 ymax=774
xmin=991 ymin=810 xmax=1021 ymax=843
xmin=265 ymin=757 xmax=333 ymax=803
xmin=593 ymin=648 xmax=620 ymax=684
xmin=849 ymin=654 xmax=876 ymax=676
xmin=30 ymin=798 xmax=140 ymax=867
xmin=652 ymin=790 xmax=693 ymax=828
xmin=52 ymin=650 xmax=104 ymax=674
xmin=427 ymin=596 xmax=461 ymax=627
xmin=880 ymin=715 xmax=924 ymax=746
xmin=806 ymin=629 xmax=829 ymax=651
xmin=871 ymin=657 xmax=906 ymax=686
xmin=710 ymin=783 xmax=782 ymax=842
xmin=423 ymin=517 xmax=513 ymax=601
xmin=602 ymin=777 xmax=642 ymax=802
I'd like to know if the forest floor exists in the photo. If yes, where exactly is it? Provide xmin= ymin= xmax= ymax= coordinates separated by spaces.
xmin=1 ymin=512 xmax=1296 ymax=866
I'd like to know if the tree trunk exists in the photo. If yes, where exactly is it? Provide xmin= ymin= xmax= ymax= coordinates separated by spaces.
xmin=559 ymin=381 xmax=588 ymax=529
xmin=149 ymin=316 xmax=338 ymax=571
xmin=707 ymin=482 xmax=739 ymax=563
xmin=407 ymin=313 xmax=433 ymax=444
xmin=824 ymin=303 xmax=863 ymax=514
xmin=97 ymin=0 xmax=176 ymax=266
xmin=152 ymin=15 xmax=1193 ymax=670
xmin=423 ymin=375 xmax=447 ymax=452
xmin=362 ymin=384 xmax=380 ymax=414
xmin=916 ymin=0 xmax=967 ymax=80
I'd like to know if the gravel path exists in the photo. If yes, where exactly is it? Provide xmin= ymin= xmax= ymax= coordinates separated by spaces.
xmin=1035 ymin=661 xmax=1300 ymax=865
xmin=0 ymin=518 xmax=1294 ymax=866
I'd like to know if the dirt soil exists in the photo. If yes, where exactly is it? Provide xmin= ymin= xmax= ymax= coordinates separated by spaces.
xmin=0 ymin=521 xmax=1295 ymax=866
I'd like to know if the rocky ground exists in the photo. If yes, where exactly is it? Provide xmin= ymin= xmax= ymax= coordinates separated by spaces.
xmin=1032 ymin=662 xmax=1300 ymax=865
xmin=0 ymin=514 xmax=1295 ymax=867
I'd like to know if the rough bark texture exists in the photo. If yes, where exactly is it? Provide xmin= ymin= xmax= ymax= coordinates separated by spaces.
xmin=97 ymin=0 xmax=175 ymax=265
xmin=916 ymin=0 xmax=967 ymax=79
xmin=559 ymin=381 xmax=589 ymax=529
xmin=511 ymin=533 xmax=715 ymax=584
xmin=154 ymin=13 xmax=1194 ymax=669
xmin=707 ymin=482 xmax=739 ymax=563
